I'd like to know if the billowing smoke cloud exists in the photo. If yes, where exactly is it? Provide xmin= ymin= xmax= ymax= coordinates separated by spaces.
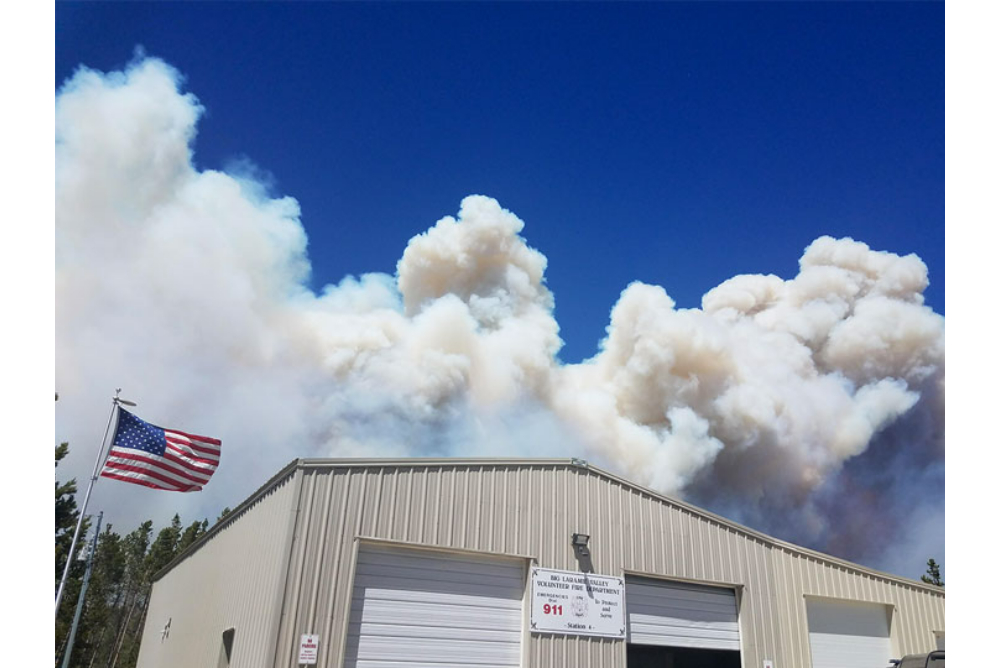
xmin=56 ymin=57 xmax=944 ymax=578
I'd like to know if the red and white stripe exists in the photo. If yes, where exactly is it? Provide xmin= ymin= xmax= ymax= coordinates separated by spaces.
xmin=100 ymin=429 xmax=221 ymax=492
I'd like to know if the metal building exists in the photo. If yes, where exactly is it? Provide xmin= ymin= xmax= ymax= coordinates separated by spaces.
xmin=136 ymin=458 xmax=945 ymax=668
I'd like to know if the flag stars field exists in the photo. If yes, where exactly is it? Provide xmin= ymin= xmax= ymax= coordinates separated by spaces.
xmin=100 ymin=409 xmax=222 ymax=493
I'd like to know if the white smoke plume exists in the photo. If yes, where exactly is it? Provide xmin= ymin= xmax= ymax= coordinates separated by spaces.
xmin=55 ymin=57 xmax=944 ymax=577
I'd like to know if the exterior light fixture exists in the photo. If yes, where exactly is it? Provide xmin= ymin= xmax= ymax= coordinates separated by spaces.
xmin=572 ymin=533 xmax=591 ymax=557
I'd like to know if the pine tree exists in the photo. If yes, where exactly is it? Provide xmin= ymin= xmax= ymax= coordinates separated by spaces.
xmin=146 ymin=514 xmax=182 ymax=574
xmin=104 ymin=521 xmax=153 ymax=668
xmin=56 ymin=443 xmax=90 ymax=588
xmin=56 ymin=443 xmax=91 ymax=659
xmin=920 ymin=558 xmax=944 ymax=587
xmin=177 ymin=518 xmax=209 ymax=553
xmin=75 ymin=524 xmax=126 ymax=668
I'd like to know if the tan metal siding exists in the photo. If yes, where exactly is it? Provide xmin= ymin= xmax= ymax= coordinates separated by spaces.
xmin=136 ymin=470 xmax=301 ymax=668
xmin=274 ymin=463 xmax=943 ymax=668
xmin=772 ymin=546 xmax=945 ymax=664
xmin=272 ymin=468 xmax=370 ymax=668
xmin=142 ymin=459 xmax=944 ymax=668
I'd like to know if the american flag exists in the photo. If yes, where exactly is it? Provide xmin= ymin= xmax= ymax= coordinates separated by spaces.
xmin=99 ymin=409 xmax=221 ymax=492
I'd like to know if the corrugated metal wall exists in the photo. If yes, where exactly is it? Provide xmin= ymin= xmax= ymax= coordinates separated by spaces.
xmin=136 ymin=469 xmax=301 ymax=668
xmin=270 ymin=461 xmax=945 ymax=668
xmin=770 ymin=547 xmax=946 ymax=665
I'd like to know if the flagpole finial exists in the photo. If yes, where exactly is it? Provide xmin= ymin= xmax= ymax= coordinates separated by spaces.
xmin=113 ymin=389 xmax=137 ymax=407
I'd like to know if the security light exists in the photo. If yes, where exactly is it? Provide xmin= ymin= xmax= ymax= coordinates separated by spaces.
xmin=572 ymin=533 xmax=590 ymax=557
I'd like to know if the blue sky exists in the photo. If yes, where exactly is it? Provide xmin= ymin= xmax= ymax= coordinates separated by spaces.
xmin=56 ymin=2 xmax=943 ymax=364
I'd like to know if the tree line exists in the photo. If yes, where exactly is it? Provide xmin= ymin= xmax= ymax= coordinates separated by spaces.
xmin=55 ymin=443 xmax=230 ymax=668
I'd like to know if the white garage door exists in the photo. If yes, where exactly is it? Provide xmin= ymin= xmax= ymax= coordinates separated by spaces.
xmin=806 ymin=598 xmax=892 ymax=668
xmin=625 ymin=577 xmax=740 ymax=651
xmin=344 ymin=544 xmax=525 ymax=668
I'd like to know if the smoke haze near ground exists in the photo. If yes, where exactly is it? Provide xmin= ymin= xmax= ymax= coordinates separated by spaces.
xmin=55 ymin=57 xmax=944 ymax=579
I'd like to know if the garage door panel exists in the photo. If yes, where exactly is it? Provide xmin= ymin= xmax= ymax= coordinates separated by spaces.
xmin=629 ymin=599 xmax=739 ymax=620
xmin=809 ymin=633 xmax=890 ymax=658
xmin=348 ymin=621 xmax=521 ymax=642
xmin=627 ymin=581 xmax=736 ymax=605
xmin=355 ymin=560 xmax=524 ymax=589
xmin=807 ymin=598 xmax=890 ymax=636
xmin=630 ymin=615 xmax=740 ymax=635
xmin=630 ymin=628 xmax=740 ymax=645
xmin=353 ymin=569 xmax=523 ymax=593
xmin=353 ymin=665 xmax=514 ymax=668
xmin=357 ymin=548 xmax=524 ymax=575
xmin=625 ymin=577 xmax=740 ymax=652
xmin=806 ymin=598 xmax=892 ymax=668
xmin=344 ymin=545 xmax=525 ymax=668
xmin=629 ymin=595 xmax=737 ymax=616
xmin=346 ymin=635 xmax=520 ymax=664
xmin=351 ymin=574 xmax=524 ymax=600
xmin=358 ymin=548 xmax=522 ymax=581
xmin=629 ymin=633 xmax=741 ymax=651
xmin=351 ymin=581 xmax=524 ymax=608
xmin=349 ymin=599 xmax=523 ymax=630
xmin=629 ymin=624 xmax=741 ymax=649
xmin=631 ymin=597 xmax=736 ymax=612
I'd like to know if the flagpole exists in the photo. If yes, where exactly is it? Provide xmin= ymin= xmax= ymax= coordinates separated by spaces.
xmin=55 ymin=390 xmax=134 ymax=618
xmin=59 ymin=510 xmax=102 ymax=668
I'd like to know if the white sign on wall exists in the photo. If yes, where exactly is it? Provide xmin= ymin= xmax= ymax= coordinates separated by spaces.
xmin=298 ymin=634 xmax=319 ymax=665
xmin=530 ymin=567 xmax=626 ymax=638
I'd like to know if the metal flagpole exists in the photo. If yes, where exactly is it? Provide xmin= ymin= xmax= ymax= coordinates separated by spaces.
xmin=59 ymin=510 xmax=103 ymax=668
xmin=55 ymin=390 xmax=135 ymax=617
